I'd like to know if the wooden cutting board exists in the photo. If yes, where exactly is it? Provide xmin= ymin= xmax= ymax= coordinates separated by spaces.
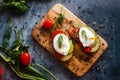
xmin=32 ymin=4 xmax=108 ymax=77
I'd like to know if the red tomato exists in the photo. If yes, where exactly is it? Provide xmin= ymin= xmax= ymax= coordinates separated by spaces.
xmin=69 ymin=28 xmax=75 ymax=37
xmin=52 ymin=29 xmax=64 ymax=41
xmin=43 ymin=19 xmax=54 ymax=29
xmin=0 ymin=66 xmax=2 ymax=76
xmin=84 ymin=47 xmax=92 ymax=53
xmin=55 ymin=53 xmax=64 ymax=59
xmin=20 ymin=52 xmax=30 ymax=66
xmin=69 ymin=28 xmax=80 ymax=38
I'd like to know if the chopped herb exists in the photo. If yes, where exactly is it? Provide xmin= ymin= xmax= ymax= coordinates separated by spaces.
xmin=82 ymin=30 xmax=87 ymax=41
xmin=58 ymin=13 xmax=64 ymax=25
xmin=74 ymin=28 xmax=79 ymax=38
xmin=58 ymin=35 xmax=63 ymax=48
xmin=0 ymin=0 xmax=29 ymax=14
xmin=52 ymin=13 xmax=64 ymax=33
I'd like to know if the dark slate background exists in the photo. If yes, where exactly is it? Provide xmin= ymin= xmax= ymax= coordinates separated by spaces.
xmin=0 ymin=0 xmax=120 ymax=80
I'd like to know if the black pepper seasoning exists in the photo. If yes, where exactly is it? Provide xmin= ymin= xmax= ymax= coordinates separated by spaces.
xmin=78 ymin=6 xmax=81 ymax=9
xmin=37 ymin=13 xmax=40 ymax=17
xmin=109 ymin=15 xmax=112 ymax=19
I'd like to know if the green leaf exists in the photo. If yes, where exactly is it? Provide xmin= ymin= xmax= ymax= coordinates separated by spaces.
xmin=21 ymin=46 xmax=29 ymax=52
xmin=0 ymin=53 xmax=11 ymax=62
xmin=9 ymin=29 xmax=26 ymax=59
xmin=81 ymin=30 xmax=87 ymax=41
xmin=11 ymin=2 xmax=29 ymax=14
xmin=10 ymin=30 xmax=23 ymax=51
xmin=3 ymin=18 xmax=12 ymax=48
xmin=0 ymin=0 xmax=29 ymax=14
xmin=58 ymin=13 xmax=64 ymax=25
xmin=25 ymin=65 xmax=49 ymax=80
xmin=51 ymin=13 xmax=64 ymax=33
xmin=9 ymin=64 xmax=46 ymax=80
xmin=58 ymin=35 xmax=63 ymax=48
xmin=31 ymin=64 xmax=58 ymax=80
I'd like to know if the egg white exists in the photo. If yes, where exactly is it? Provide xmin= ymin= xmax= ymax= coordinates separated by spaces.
xmin=53 ymin=34 xmax=70 ymax=56
xmin=79 ymin=27 xmax=95 ymax=47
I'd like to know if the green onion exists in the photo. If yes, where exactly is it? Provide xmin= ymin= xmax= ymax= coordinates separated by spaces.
xmin=0 ymin=18 xmax=58 ymax=80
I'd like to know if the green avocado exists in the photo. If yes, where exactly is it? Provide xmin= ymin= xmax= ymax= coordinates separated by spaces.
xmin=90 ymin=37 xmax=100 ymax=52
xmin=60 ymin=53 xmax=73 ymax=61
xmin=68 ymin=40 xmax=74 ymax=53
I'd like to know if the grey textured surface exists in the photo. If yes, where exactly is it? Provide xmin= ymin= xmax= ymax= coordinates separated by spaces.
xmin=0 ymin=0 xmax=120 ymax=80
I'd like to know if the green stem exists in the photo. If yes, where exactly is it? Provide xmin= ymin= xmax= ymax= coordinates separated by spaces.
xmin=32 ymin=64 xmax=58 ymax=80
xmin=10 ymin=64 xmax=46 ymax=80
xmin=25 ymin=65 xmax=49 ymax=80
xmin=0 ymin=44 xmax=12 ymax=57
xmin=0 ymin=53 xmax=10 ymax=62
xmin=3 ymin=17 xmax=12 ymax=48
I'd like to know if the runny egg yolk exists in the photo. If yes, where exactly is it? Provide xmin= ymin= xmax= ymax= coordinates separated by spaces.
xmin=53 ymin=34 xmax=70 ymax=56
xmin=79 ymin=27 xmax=95 ymax=47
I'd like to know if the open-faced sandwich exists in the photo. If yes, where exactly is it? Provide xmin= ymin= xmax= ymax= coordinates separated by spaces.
xmin=32 ymin=4 xmax=108 ymax=77
xmin=52 ymin=29 xmax=74 ymax=61
xmin=69 ymin=25 xmax=100 ymax=53
xmin=42 ymin=13 xmax=74 ymax=61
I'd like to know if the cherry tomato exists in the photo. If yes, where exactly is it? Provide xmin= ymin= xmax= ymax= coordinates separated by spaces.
xmin=0 ymin=66 xmax=2 ymax=76
xmin=69 ymin=28 xmax=80 ymax=38
xmin=69 ymin=28 xmax=75 ymax=37
xmin=52 ymin=29 xmax=64 ymax=41
xmin=20 ymin=52 xmax=30 ymax=66
xmin=55 ymin=53 xmax=64 ymax=59
xmin=43 ymin=19 xmax=54 ymax=29
xmin=84 ymin=47 xmax=92 ymax=53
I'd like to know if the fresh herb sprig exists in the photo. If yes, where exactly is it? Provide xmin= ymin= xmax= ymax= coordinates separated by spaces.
xmin=58 ymin=13 xmax=64 ymax=25
xmin=0 ymin=18 xmax=58 ymax=80
xmin=52 ymin=13 xmax=64 ymax=33
xmin=3 ymin=17 xmax=12 ymax=48
xmin=0 ymin=0 xmax=29 ymax=14
xmin=82 ymin=30 xmax=87 ymax=41
xmin=58 ymin=35 xmax=63 ymax=48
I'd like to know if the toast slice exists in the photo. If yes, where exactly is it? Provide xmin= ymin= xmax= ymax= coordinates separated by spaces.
xmin=32 ymin=4 xmax=108 ymax=77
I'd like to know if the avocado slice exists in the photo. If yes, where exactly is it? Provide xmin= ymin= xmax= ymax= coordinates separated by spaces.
xmin=61 ymin=53 xmax=73 ymax=61
xmin=90 ymin=37 xmax=100 ymax=52
xmin=68 ymin=40 xmax=74 ymax=53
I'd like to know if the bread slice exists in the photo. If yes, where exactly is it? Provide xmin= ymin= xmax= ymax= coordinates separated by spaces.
xmin=32 ymin=4 xmax=108 ymax=77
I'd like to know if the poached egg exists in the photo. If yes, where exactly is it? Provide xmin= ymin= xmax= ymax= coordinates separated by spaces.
xmin=53 ymin=34 xmax=70 ymax=56
xmin=79 ymin=27 xmax=95 ymax=47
